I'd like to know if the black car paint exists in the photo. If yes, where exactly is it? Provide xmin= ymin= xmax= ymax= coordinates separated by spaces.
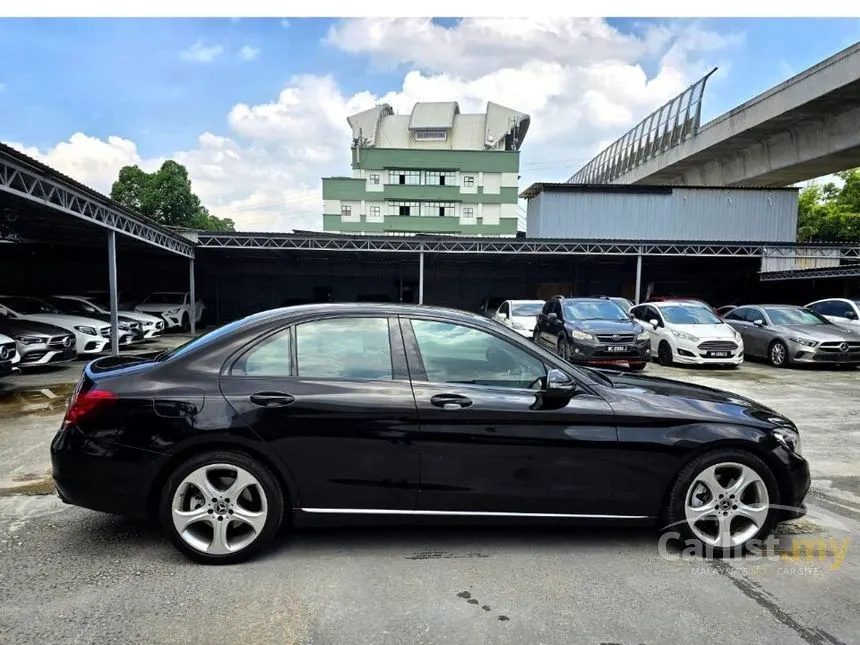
xmin=51 ymin=304 xmax=809 ymax=527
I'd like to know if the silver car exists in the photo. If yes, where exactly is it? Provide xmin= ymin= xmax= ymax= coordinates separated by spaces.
xmin=724 ymin=304 xmax=860 ymax=367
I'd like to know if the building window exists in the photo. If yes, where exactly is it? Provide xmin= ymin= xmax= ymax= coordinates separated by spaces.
xmin=388 ymin=169 xmax=421 ymax=185
xmin=462 ymin=207 xmax=475 ymax=219
xmin=423 ymin=202 xmax=455 ymax=217
xmin=389 ymin=201 xmax=420 ymax=217
xmin=369 ymin=206 xmax=381 ymax=218
xmin=369 ymin=174 xmax=380 ymax=185
xmin=462 ymin=175 xmax=475 ymax=187
xmin=414 ymin=130 xmax=447 ymax=142
xmin=341 ymin=205 xmax=352 ymax=218
xmin=425 ymin=171 xmax=457 ymax=186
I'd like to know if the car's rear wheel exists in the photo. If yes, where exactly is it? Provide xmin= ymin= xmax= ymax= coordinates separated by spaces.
xmin=664 ymin=448 xmax=780 ymax=556
xmin=159 ymin=450 xmax=284 ymax=565
xmin=630 ymin=362 xmax=647 ymax=371
xmin=657 ymin=341 xmax=674 ymax=366
xmin=768 ymin=340 xmax=789 ymax=367
xmin=180 ymin=313 xmax=190 ymax=332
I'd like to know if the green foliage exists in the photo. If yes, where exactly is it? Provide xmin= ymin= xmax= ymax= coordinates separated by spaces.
xmin=110 ymin=160 xmax=235 ymax=232
xmin=797 ymin=169 xmax=860 ymax=242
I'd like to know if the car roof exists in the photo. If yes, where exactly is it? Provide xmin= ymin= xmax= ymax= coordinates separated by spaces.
xmin=244 ymin=302 xmax=492 ymax=325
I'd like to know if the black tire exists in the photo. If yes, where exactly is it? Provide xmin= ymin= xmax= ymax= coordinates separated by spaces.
xmin=630 ymin=362 xmax=647 ymax=371
xmin=180 ymin=313 xmax=190 ymax=333
xmin=663 ymin=448 xmax=780 ymax=557
xmin=657 ymin=340 xmax=674 ymax=366
xmin=768 ymin=339 xmax=789 ymax=368
xmin=557 ymin=336 xmax=570 ymax=361
xmin=159 ymin=449 xmax=285 ymax=565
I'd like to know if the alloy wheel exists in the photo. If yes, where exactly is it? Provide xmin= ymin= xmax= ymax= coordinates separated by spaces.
xmin=171 ymin=463 xmax=269 ymax=556
xmin=683 ymin=461 xmax=770 ymax=549
xmin=770 ymin=341 xmax=787 ymax=366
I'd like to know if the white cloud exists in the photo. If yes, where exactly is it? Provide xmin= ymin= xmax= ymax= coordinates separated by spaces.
xmin=180 ymin=40 xmax=224 ymax=63
xmin=239 ymin=45 xmax=261 ymax=62
xmin=11 ymin=18 xmax=745 ymax=233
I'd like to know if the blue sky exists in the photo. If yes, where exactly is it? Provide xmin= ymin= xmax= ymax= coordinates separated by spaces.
xmin=1 ymin=17 xmax=858 ymax=231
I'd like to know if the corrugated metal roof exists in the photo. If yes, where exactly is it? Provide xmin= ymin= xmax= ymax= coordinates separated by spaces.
xmin=409 ymin=102 xmax=459 ymax=130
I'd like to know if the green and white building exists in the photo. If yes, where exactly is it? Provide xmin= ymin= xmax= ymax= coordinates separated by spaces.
xmin=322 ymin=101 xmax=530 ymax=236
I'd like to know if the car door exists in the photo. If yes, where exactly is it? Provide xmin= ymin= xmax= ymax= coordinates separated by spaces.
xmin=809 ymin=299 xmax=859 ymax=328
xmin=400 ymin=315 xmax=618 ymax=516
xmin=219 ymin=314 xmax=420 ymax=511
xmin=493 ymin=301 xmax=511 ymax=328
xmin=726 ymin=307 xmax=768 ymax=357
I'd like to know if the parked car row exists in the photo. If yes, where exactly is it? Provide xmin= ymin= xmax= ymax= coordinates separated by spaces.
xmin=488 ymin=294 xmax=860 ymax=371
xmin=0 ymin=291 xmax=205 ymax=378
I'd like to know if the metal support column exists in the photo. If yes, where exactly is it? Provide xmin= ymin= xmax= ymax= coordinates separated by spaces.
xmin=107 ymin=231 xmax=120 ymax=356
xmin=189 ymin=257 xmax=197 ymax=336
xmin=634 ymin=249 xmax=643 ymax=305
xmin=418 ymin=250 xmax=425 ymax=305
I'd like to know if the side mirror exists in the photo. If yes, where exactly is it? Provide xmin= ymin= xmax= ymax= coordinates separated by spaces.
xmin=753 ymin=319 xmax=765 ymax=327
xmin=548 ymin=312 xmax=558 ymax=322
xmin=846 ymin=311 xmax=858 ymax=320
xmin=545 ymin=368 xmax=576 ymax=392
xmin=648 ymin=318 xmax=659 ymax=329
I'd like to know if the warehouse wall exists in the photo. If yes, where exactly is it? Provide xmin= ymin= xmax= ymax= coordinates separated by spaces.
xmin=525 ymin=186 xmax=798 ymax=242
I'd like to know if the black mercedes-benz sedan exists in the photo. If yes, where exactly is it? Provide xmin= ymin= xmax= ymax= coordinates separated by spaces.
xmin=51 ymin=303 xmax=810 ymax=565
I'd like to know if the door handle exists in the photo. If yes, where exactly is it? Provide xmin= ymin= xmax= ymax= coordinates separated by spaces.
xmin=249 ymin=392 xmax=295 ymax=408
xmin=430 ymin=394 xmax=473 ymax=409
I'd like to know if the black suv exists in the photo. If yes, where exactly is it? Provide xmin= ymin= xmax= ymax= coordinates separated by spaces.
xmin=533 ymin=296 xmax=650 ymax=370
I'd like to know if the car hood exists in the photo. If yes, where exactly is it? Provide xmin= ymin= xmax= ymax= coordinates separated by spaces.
xmin=571 ymin=319 xmax=641 ymax=334
xmin=0 ymin=318 xmax=71 ymax=337
xmin=670 ymin=323 xmax=738 ymax=340
xmin=777 ymin=324 xmax=860 ymax=341
xmin=63 ymin=312 xmax=137 ymax=326
xmin=594 ymin=370 xmax=790 ymax=429
xmin=19 ymin=313 xmax=110 ymax=330
xmin=118 ymin=310 xmax=162 ymax=324
xmin=135 ymin=303 xmax=181 ymax=313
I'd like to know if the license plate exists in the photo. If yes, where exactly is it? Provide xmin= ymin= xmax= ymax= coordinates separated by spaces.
xmin=607 ymin=346 xmax=627 ymax=353
xmin=708 ymin=351 xmax=730 ymax=358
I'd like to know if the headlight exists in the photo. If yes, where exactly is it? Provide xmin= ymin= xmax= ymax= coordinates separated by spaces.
xmin=118 ymin=322 xmax=129 ymax=330
xmin=15 ymin=335 xmax=46 ymax=345
xmin=511 ymin=321 xmax=526 ymax=330
xmin=74 ymin=326 xmax=97 ymax=336
xmin=166 ymin=307 xmax=180 ymax=314
xmin=773 ymin=427 xmax=802 ymax=455
xmin=671 ymin=329 xmax=699 ymax=343
xmin=636 ymin=329 xmax=649 ymax=340
xmin=570 ymin=329 xmax=594 ymax=341
xmin=789 ymin=337 xmax=817 ymax=348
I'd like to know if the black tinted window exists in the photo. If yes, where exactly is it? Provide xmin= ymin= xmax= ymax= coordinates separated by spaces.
xmin=296 ymin=317 xmax=393 ymax=380
xmin=233 ymin=328 xmax=292 ymax=377
xmin=410 ymin=319 xmax=545 ymax=389
xmin=726 ymin=307 xmax=751 ymax=321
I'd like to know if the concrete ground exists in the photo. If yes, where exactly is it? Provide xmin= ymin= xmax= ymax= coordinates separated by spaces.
xmin=0 ymin=356 xmax=858 ymax=644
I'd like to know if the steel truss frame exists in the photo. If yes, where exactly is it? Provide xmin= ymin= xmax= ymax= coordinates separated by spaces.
xmin=0 ymin=154 xmax=194 ymax=257
xmin=759 ymin=265 xmax=860 ymax=281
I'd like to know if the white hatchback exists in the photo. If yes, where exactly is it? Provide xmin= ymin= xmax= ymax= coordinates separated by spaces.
xmin=492 ymin=299 xmax=545 ymax=338
xmin=631 ymin=300 xmax=744 ymax=367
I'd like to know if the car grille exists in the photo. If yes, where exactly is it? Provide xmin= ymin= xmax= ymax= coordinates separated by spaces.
xmin=698 ymin=341 xmax=738 ymax=352
xmin=817 ymin=341 xmax=860 ymax=352
xmin=48 ymin=335 xmax=75 ymax=349
xmin=128 ymin=321 xmax=141 ymax=330
xmin=0 ymin=342 xmax=16 ymax=360
xmin=155 ymin=321 xmax=164 ymax=330
xmin=595 ymin=333 xmax=635 ymax=343
xmin=99 ymin=327 xmax=111 ymax=338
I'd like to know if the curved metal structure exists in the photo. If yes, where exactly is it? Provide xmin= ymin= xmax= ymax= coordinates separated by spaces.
xmin=568 ymin=68 xmax=717 ymax=185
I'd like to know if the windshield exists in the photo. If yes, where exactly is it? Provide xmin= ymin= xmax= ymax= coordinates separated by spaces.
xmin=765 ymin=307 xmax=830 ymax=326
xmin=0 ymin=297 xmax=61 ymax=315
xmin=564 ymin=300 xmax=627 ymax=322
xmin=47 ymin=297 xmax=102 ymax=316
xmin=661 ymin=305 xmax=722 ymax=325
xmin=144 ymin=292 xmax=184 ymax=304
xmin=611 ymin=298 xmax=632 ymax=314
xmin=511 ymin=302 xmax=543 ymax=317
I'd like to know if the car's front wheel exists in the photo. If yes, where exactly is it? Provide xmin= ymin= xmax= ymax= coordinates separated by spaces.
xmin=557 ymin=336 xmax=571 ymax=361
xmin=159 ymin=450 xmax=285 ymax=565
xmin=768 ymin=340 xmax=789 ymax=367
xmin=664 ymin=448 xmax=780 ymax=556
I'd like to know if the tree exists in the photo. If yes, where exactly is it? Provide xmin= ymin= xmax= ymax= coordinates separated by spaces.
xmin=110 ymin=160 xmax=235 ymax=232
xmin=796 ymin=168 xmax=860 ymax=243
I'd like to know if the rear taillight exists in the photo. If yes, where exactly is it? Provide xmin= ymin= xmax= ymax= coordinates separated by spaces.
xmin=62 ymin=388 xmax=118 ymax=428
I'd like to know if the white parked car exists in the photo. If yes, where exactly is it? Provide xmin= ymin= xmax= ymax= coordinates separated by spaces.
xmin=492 ymin=299 xmax=545 ymax=338
xmin=0 ymin=296 xmax=111 ymax=355
xmin=0 ymin=332 xmax=20 ymax=377
xmin=631 ymin=300 xmax=744 ymax=367
xmin=54 ymin=295 xmax=165 ymax=340
xmin=135 ymin=291 xmax=205 ymax=331
xmin=805 ymin=298 xmax=860 ymax=329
